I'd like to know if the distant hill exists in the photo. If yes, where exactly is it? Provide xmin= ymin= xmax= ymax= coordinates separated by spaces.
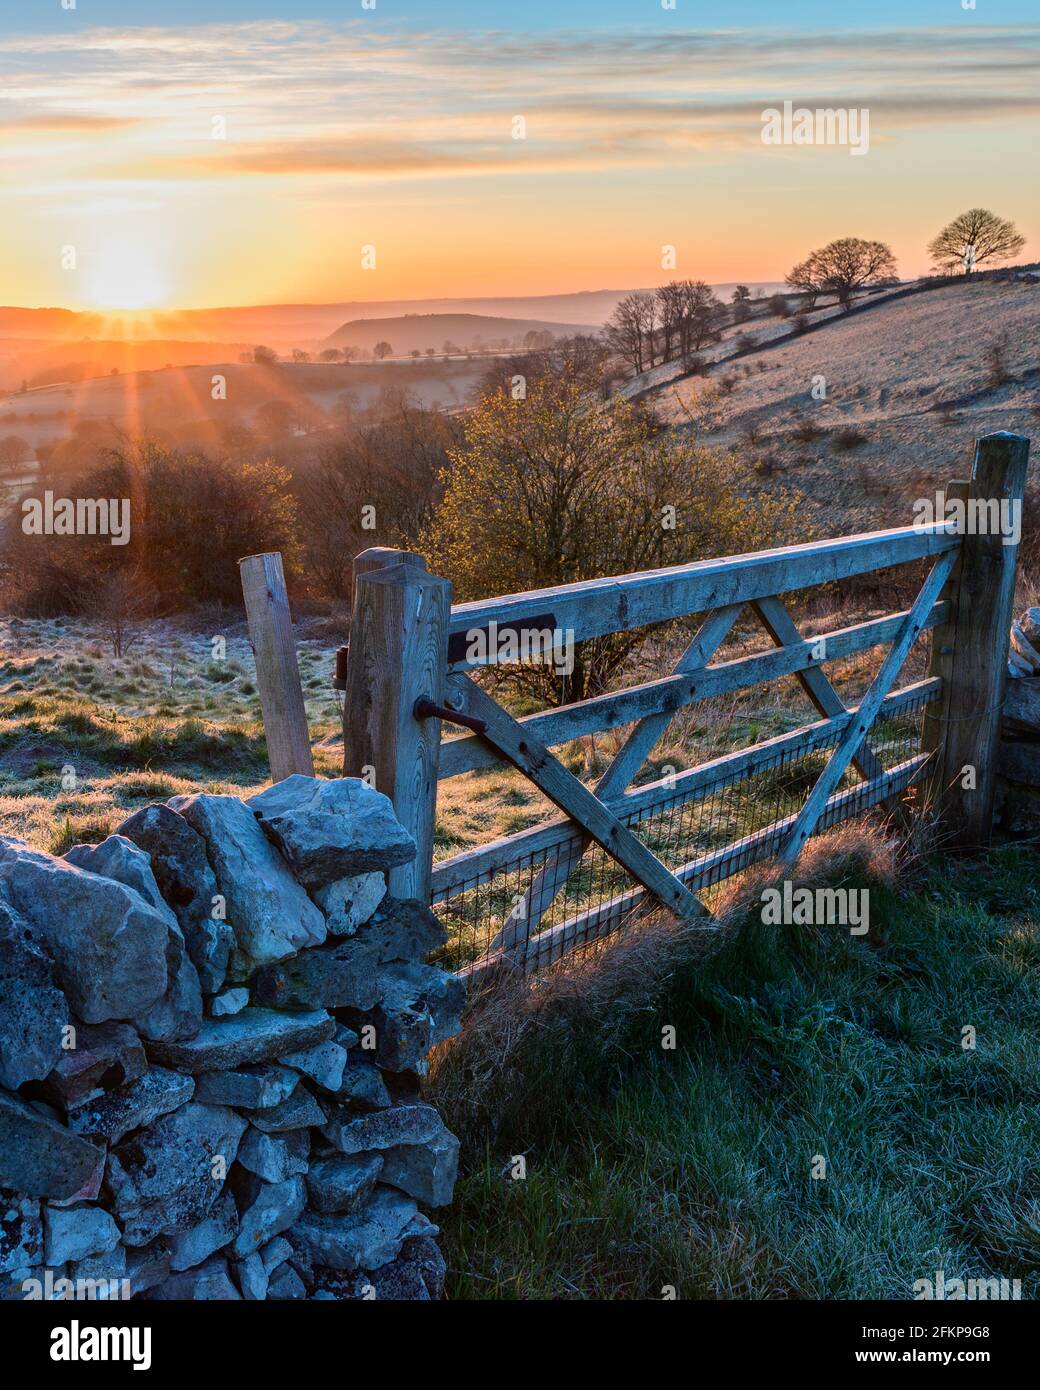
xmin=322 ymin=312 xmax=597 ymax=354
xmin=0 ymin=283 xmax=787 ymax=350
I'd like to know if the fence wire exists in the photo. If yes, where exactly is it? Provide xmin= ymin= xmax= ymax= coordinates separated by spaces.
xmin=430 ymin=692 xmax=932 ymax=979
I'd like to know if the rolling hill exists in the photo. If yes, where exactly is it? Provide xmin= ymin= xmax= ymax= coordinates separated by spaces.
xmin=322 ymin=312 xmax=596 ymax=355
xmin=641 ymin=272 xmax=1040 ymax=535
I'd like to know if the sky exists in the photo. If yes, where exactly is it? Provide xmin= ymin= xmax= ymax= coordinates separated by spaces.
xmin=0 ymin=1 xmax=1036 ymax=311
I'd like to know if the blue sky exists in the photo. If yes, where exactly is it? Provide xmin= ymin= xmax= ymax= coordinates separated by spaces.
xmin=5 ymin=0 xmax=1038 ymax=34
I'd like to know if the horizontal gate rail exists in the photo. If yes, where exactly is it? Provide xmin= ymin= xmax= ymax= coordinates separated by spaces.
xmin=460 ymin=752 xmax=928 ymax=986
xmin=439 ymin=600 xmax=949 ymax=779
xmin=431 ymin=678 xmax=939 ymax=904
xmin=338 ymin=431 xmax=1029 ymax=988
xmin=448 ymin=522 xmax=958 ymax=666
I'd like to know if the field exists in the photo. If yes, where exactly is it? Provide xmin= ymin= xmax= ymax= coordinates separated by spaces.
xmin=644 ymin=275 xmax=1040 ymax=536
xmin=1 ymin=269 xmax=1037 ymax=1304
xmin=7 ymin=598 xmax=1015 ymax=1303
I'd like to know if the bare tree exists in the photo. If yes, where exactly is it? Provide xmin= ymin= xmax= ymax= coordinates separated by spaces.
xmin=655 ymin=282 xmax=685 ymax=363
xmin=786 ymin=238 xmax=898 ymax=311
xmin=373 ymin=341 xmax=393 ymax=360
xmin=677 ymin=280 xmax=726 ymax=360
xmin=80 ymin=568 xmax=151 ymax=658
xmin=0 ymin=435 xmax=31 ymax=475
xmin=928 ymin=208 xmax=1026 ymax=275
xmin=605 ymin=292 xmax=657 ymax=374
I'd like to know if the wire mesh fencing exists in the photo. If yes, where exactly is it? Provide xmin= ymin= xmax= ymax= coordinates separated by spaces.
xmin=429 ymin=689 xmax=933 ymax=982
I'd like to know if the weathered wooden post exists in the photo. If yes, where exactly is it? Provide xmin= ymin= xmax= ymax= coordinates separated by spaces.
xmin=239 ymin=551 xmax=314 ymax=783
xmin=342 ymin=548 xmax=451 ymax=900
xmin=922 ymin=432 xmax=1030 ymax=847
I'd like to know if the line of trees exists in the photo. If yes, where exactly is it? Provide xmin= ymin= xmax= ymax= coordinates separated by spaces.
xmin=606 ymin=281 xmax=729 ymax=374
xmin=786 ymin=209 xmax=1026 ymax=314
xmin=610 ymin=207 xmax=1026 ymax=376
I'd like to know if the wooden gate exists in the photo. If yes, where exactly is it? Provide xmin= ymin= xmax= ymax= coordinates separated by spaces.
xmin=342 ymin=433 xmax=1029 ymax=985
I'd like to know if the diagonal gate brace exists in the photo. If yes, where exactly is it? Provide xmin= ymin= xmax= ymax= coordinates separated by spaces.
xmin=452 ymin=674 xmax=711 ymax=926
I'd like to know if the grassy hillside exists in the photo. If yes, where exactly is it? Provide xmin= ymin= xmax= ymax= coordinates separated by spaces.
xmin=645 ymin=275 xmax=1040 ymax=537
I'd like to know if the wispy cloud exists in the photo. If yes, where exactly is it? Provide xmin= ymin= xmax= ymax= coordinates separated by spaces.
xmin=1 ymin=20 xmax=1037 ymax=186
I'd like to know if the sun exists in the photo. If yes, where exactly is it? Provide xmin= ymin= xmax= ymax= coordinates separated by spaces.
xmin=84 ymin=242 xmax=170 ymax=311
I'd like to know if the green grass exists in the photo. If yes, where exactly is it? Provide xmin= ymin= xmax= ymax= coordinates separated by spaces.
xmin=433 ymin=843 xmax=1040 ymax=1300
xmin=6 ymin=611 xmax=1039 ymax=1302
xmin=0 ymin=615 xmax=345 ymax=848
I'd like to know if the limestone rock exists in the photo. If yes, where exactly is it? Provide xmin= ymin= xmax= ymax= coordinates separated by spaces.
xmin=64 ymin=834 xmax=179 ymax=928
xmin=330 ymin=1060 xmax=390 ymax=1110
xmin=347 ymin=962 xmax=465 ymax=1074
xmin=234 ymin=1250 xmax=268 ymax=1300
xmin=363 ymin=896 xmax=448 ymax=963
xmin=247 ymin=775 xmax=415 ymax=888
xmin=279 ymin=1041 xmax=347 ymax=1092
xmin=288 ymin=1187 xmax=426 ymax=1273
xmin=314 ymin=1234 xmax=445 ymax=1300
xmin=306 ymin=1154 xmax=383 ymax=1215
xmin=321 ymin=1103 xmax=443 ymax=1156
xmin=0 ymin=900 xmax=68 ymax=1088
xmin=267 ymin=1263 xmax=306 ymax=1299
xmin=133 ymin=937 xmax=204 ymax=1045
xmin=68 ymin=1067 xmax=194 ymax=1146
xmin=147 ymin=1253 xmax=241 ymax=1300
xmin=247 ymin=1087 xmax=325 ymax=1134
xmin=313 ymin=872 xmax=386 ymax=937
xmin=0 ymin=838 xmax=168 ymax=1024
xmin=231 ymin=1176 xmax=305 ymax=1258
xmin=211 ymin=988 xmax=249 ymax=1017
xmin=380 ymin=1129 xmax=459 ymax=1207
xmin=260 ymin=1235 xmax=293 ymax=1273
xmin=0 ymin=1195 xmax=43 ymax=1273
xmin=117 ymin=803 xmax=234 ymax=994
xmin=1013 ymin=614 xmax=1040 ymax=670
xmin=42 ymin=1021 xmax=146 ymax=1110
xmin=168 ymin=1189 xmax=238 ymax=1271
xmin=253 ymin=936 xmax=381 ymax=1013
xmin=0 ymin=1091 xmax=105 ymax=1202
xmin=70 ymin=1243 xmax=127 ymax=1291
xmin=193 ymin=1064 xmax=298 ymax=1110
xmin=43 ymin=1204 xmax=120 ymax=1265
xmin=147 ymin=1007 xmax=334 ymax=1072
xmin=125 ymin=1239 xmax=172 ymax=1296
xmin=236 ymin=1126 xmax=310 ymax=1184
xmin=1020 ymin=607 xmax=1040 ymax=644
xmin=106 ymin=1102 xmax=247 ymax=1246
xmin=0 ymin=1263 xmax=68 ymax=1301
xmin=168 ymin=793 xmax=325 ymax=970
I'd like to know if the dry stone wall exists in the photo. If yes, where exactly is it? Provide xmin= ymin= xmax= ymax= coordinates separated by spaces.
xmin=0 ymin=775 xmax=463 ymax=1301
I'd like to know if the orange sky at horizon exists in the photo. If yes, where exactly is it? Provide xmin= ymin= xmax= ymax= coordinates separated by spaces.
xmin=1 ymin=20 xmax=1036 ymax=313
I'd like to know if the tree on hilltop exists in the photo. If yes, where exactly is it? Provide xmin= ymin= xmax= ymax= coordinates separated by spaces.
xmin=928 ymin=208 xmax=1026 ymax=275
xmin=786 ymin=237 xmax=898 ymax=311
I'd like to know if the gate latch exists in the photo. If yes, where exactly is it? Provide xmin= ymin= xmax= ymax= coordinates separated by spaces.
xmin=413 ymin=697 xmax=488 ymax=734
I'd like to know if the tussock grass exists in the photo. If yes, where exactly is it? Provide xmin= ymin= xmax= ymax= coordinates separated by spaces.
xmin=0 ymin=615 xmax=345 ymax=848
xmin=431 ymin=824 xmax=1040 ymax=1300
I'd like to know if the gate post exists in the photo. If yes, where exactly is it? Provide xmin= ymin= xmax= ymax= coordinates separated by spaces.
xmin=922 ymin=432 xmax=1030 ymax=848
xmin=239 ymin=551 xmax=315 ymax=783
xmin=343 ymin=549 xmax=451 ymax=900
